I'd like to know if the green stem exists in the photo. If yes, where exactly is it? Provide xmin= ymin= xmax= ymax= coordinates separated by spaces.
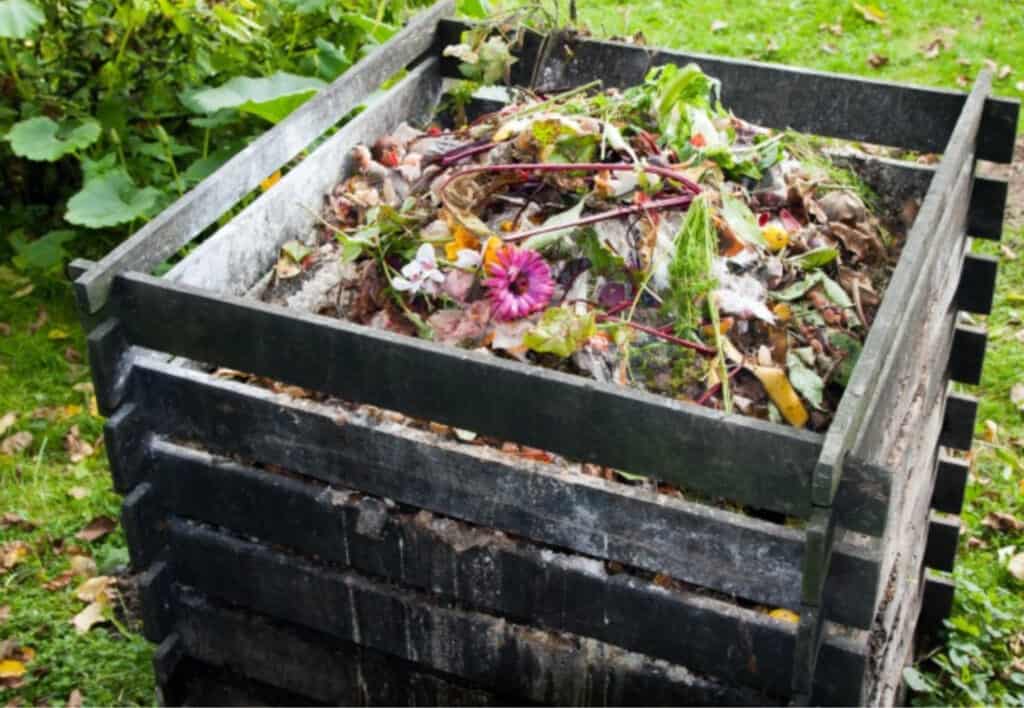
xmin=202 ymin=128 xmax=210 ymax=159
xmin=164 ymin=144 xmax=183 ymax=196
xmin=114 ymin=27 xmax=134 ymax=67
xmin=1 ymin=38 xmax=26 ymax=98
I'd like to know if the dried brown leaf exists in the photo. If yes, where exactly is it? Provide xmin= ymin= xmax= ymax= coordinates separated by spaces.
xmin=710 ymin=19 xmax=728 ymax=32
xmin=43 ymin=570 xmax=75 ymax=592
xmin=74 ymin=516 xmax=117 ymax=543
xmin=1003 ymin=244 xmax=1019 ymax=260
xmin=63 ymin=426 xmax=95 ymax=464
xmin=66 ymin=690 xmax=83 ymax=708
xmin=71 ymin=600 xmax=109 ymax=634
xmin=69 ymin=555 xmax=97 ymax=579
xmin=27 ymin=306 xmax=48 ymax=334
xmin=0 ymin=431 xmax=32 ymax=456
xmin=75 ymin=575 xmax=116 ymax=603
xmin=956 ymin=75 xmax=970 ymax=88
xmin=67 ymin=486 xmax=89 ymax=500
xmin=998 ymin=64 xmax=1013 ymax=80
xmin=820 ymin=43 xmax=838 ymax=55
xmin=0 ymin=322 xmax=10 ymax=337
xmin=1011 ymin=383 xmax=1024 ymax=410
xmin=982 ymin=511 xmax=1024 ymax=533
xmin=0 ymin=606 xmax=9 ymax=624
xmin=1 ymin=541 xmax=30 ymax=571
xmin=64 ymin=347 xmax=82 ymax=364
xmin=0 ymin=412 xmax=15 ymax=437
xmin=1009 ymin=553 xmax=1024 ymax=582
xmin=867 ymin=53 xmax=889 ymax=69
xmin=0 ymin=513 xmax=35 ymax=531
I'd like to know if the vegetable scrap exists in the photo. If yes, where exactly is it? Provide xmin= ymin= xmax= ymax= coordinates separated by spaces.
xmin=264 ymin=54 xmax=901 ymax=432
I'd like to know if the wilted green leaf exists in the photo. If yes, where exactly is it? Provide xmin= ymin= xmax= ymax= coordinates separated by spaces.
xmin=786 ymin=352 xmax=824 ymax=410
xmin=719 ymin=193 xmax=768 ymax=249
xmin=315 ymin=38 xmax=349 ymax=80
xmin=65 ymin=170 xmax=161 ymax=228
xmin=773 ymin=272 xmax=853 ymax=307
xmin=789 ymin=246 xmax=838 ymax=270
xmin=524 ymin=307 xmax=596 ymax=358
xmin=903 ymin=667 xmax=934 ymax=693
xmin=5 ymin=117 xmax=101 ymax=161
xmin=183 ymin=72 xmax=327 ymax=124
xmin=0 ymin=0 xmax=44 ymax=39
xmin=523 ymin=198 xmax=587 ymax=252
xmin=828 ymin=331 xmax=862 ymax=386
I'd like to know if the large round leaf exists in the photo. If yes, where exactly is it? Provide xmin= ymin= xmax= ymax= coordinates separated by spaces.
xmin=65 ymin=169 xmax=161 ymax=228
xmin=0 ymin=0 xmax=44 ymax=39
xmin=6 ymin=117 xmax=101 ymax=161
xmin=182 ymin=72 xmax=326 ymax=124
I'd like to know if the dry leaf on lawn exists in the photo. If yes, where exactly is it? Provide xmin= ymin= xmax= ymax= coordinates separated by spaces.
xmin=71 ymin=600 xmax=109 ymax=634
xmin=1011 ymin=383 xmax=1024 ymax=410
xmin=820 ymin=43 xmax=838 ymax=55
xmin=74 ymin=516 xmax=117 ymax=543
xmin=0 ymin=606 xmax=9 ymax=624
xmin=0 ymin=659 xmax=26 ymax=679
xmin=982 ymin=511 xmax=1024 ymax=533
xmin=44 ymin=570 xmax=76 ymax=592
xmin=710 ymin=19 xmax=728 ymax=32
xmin=1 ymin=541 xmax=30 ymax=571
xmin=999 ymin=65 xmax=1013 ymax=80
xmin=66 ymin=689 xmax=83 ymax=708
xmin=69 ymin=555 xmax=97 ymax=579
xmin=1003 ymin=244 xmax=1019 ymax=260
xmin=852 ymin=1 xmax=886 ymax=23
xmin=1 ymin=513 xmax=35 ymax=531
xmin=0 ymin=412 xmax=15 ymax=437
xmin=67 ymin=486 xmax=89 ymax=500
xmin=1 ymin=431 xmax=33 ymax=456
xmin=867 ymin=53 xmax=889 ymax=69
xmin=1009 ymin=553 xmax=1024 ymax=582
xmin=27 ymin=306 xmax=48 ymax=334
xmin=0 ymin=322 xmax=10 ymax=337
xmin=64 ymin=426 xmax=95 ymax=463
xmin=75 ymin=576 xmax=116 ymax=603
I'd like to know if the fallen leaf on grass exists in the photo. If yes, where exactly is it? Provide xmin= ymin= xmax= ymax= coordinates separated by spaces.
xmin=69 ymin=555 xmax=97 ymax=578
xmin=0 ymin=513 xmax=35 ymax=531
xmin=67 ymin=486 xmax=89 ymax=500
xmin=818 ymin=22 xmax=843 ymax=36
xmin=852 ymin=1 xmax=886 ymax=24
xmin=66 ymin=689 xmax=83 ymax=708
xmin=13 ymin=284 xmax=34 ymax=299
xmin=1003 ymin=244 xmax=1019 ymax=260
xmin=1017 ymin=81 xmax=1024 ymax=93
xmin=75 ymin=576 xmax=116 ymax=603
xmin=0 ymin=606 xmax=9 ymax=624
xmin=820 ymin=43 xmax=838 ymax=55
xmin=982 ymin=512 xmax=1024 ymax=533
xmin=27 ymin=306 xmax=48 ymax=334
xmin=71 ymin=599 xmax=109 ymax=634
xmin=1009 ymin=553 xmax=1024 ymax=582
xmin=0 ymin=412 xmax=15 ymax=436
xmin=64 ymin=426 xmax=95 ymax=463
xmin=1 ymin=542 xmax=30 ymax=572
xmin=0 ymin=322 xmax=10 ymax=336
xmin=64 ymin=346 xmax=82 ymax=364
xmin=74 ymin=516 xmax=117 ymax=543
xmin=998 ymin=65 xmax=1013 ymax=80
xmin=0 ymin=431 xmax=33 ymax=456
xmin=1011 ymin=383 xmax=1024 ymax=410
xmin=0 ymin=660 xmax=26 ymax=680
xmin=867 ymin=53 xmax=889 ymax=69
xmin=956 ymin=75 xmax=970 ymax=88
xmin=47 ymin=328 xmax=69 ymax=340
xmin=43 ymin=570 xmax=76 ymax=592
xmin=710 ymin=19 xmax=728 ymax=32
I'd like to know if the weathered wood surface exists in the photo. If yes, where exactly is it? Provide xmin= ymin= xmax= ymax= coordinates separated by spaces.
xmin=918 ymin=571 xmax=956 ymax=650
xmin=162 ymin=548 xmax=780 ymax=707
xmin=941 ymin=391 xmax=978 ymax=451
xmin=123 ymin=436 xmax=869 ymax=699
xmin=949 ymin=324 xmax=987 ymax=385
xmin=154 ymin=610 xmax=519 ymax=707
xmin=957 ymin=253 xmax=999 ymax=315
xmin=73 ymin=0 xmax=455 ymax=315
xmin=436 ymin=21 xmax=1019 ymax=164
xmin=924 ymin=513 xmax=961 ymax=573
xmin=107 ymin=272 xmax=822 ymax=518
xmin=168 ymin=59 xmax=444 ymax=297
xmin=112 ymin=357 xmax=880 ymax=629
xmin=931 ymin=455 xmax=969 ymax=515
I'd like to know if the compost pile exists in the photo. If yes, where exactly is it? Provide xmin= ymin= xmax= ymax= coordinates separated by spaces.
xmin=267 ymin=63 xmax=899 ymax=432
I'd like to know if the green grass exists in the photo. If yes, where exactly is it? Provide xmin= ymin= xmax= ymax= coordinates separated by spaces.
xmin=0 ymin=276 xmax=154 ymax=705
xmin=1 ymin=0 xmax=1022 ymax=704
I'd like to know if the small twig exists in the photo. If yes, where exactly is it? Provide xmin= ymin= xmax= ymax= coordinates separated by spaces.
xmin=503 ymin=194 xmax=694 ymax=243
xmin=695 ymin=366 xmax=742 ymax=406
xmin=597 ymin=315 xmax=716 ymax=355
xmin=442 ymin=161 xmax=702 ymax=198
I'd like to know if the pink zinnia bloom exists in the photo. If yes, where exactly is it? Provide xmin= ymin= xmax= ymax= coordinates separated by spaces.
xmin=484 ymin=246 xmax=554 ymax=321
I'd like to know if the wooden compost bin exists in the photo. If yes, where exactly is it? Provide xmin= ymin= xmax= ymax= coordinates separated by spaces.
xmin=71 ymin=2 xmax=1018 ymax=704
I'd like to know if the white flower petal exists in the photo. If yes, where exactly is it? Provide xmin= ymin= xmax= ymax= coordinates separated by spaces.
xmin=454 ymin=248 xmax=482 ymax=269
xmin=391 ymin=276 xmax=416 ymax=292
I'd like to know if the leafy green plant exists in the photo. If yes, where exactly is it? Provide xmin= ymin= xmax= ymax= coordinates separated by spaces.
xmin=0 ymin=0 xmax=431 ymax=276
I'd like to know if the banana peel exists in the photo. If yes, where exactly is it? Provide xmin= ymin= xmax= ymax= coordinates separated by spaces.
xmin=721 ymin=337 xmax=810 ymax=429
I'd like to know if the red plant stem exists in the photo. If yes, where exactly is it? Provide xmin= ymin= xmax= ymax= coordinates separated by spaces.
xmin=597 ymin=315 xmax=717 ymax=356
xmin=441 ymin=161 xmax=703 ymax=197
xmin=439 ymin=141 xmax=504 ymax=167
xmin=502 ymin=194 xmax=693 ymax=243
xmin=695 ymin=366 xmax=743 ymax=406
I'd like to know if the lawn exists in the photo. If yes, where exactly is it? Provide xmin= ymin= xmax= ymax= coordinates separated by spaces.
xmin=1 ymin=0 xmax=1022 ymax=705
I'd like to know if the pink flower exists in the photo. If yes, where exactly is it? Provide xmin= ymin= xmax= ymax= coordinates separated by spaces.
xmin=483 ymin=245 xmax=554 ymax=321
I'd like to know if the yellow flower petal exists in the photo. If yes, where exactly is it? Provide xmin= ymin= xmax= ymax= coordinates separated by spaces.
xmin=445 ymin=225 xmax=481 ymax=261
xmin=0 ymin=660 xmax=26 ymax=679
xmin=483 ymin=236 xmax=503 ymax=273
xmin=762 ymin=224 xmax=789 ymax=252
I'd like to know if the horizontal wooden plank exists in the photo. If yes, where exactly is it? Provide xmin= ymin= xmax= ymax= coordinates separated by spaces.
xmin=117 ymin=358 xmax=879 ymax=629
xmin=161 ymin=594 xmax=519 ymax=707
xmin=73 ymin=0 xmax=455 ymax=315
xmin=133 ymin=437 xmax=869 ymax=697
xmin=931 ymin=455 xmax=969 ymax=515
xmin=940 ymin=391 xmax=978 ymax=451
xmin=168 ymin=58 xmax=444 ymax=297
xmin=924 ymin=512 xmax=960 ymax=573
xmin=436 ymin=21 xmax=1019 ymax=163
xmin=109 ymin=272 xmax=821 ymax=517
xmin=957 ymin=253 xmax=999 ymax=315
xmin=166 ymin=535 xmax=780 ymax=706
xmin=949 ymin=324 xmax=987 ymax=385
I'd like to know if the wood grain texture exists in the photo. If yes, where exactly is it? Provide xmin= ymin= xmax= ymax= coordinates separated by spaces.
xmin=73 ymin=0 xmax=455 ymax=315
xmin=108 ymin=272 xmax=822 ymax=517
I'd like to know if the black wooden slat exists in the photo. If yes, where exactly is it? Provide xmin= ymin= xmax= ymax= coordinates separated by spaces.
xmin=134 ymin=436 xmax=876 ymax=697
xmin=117 ymin=358 xmax=880 ymax=629
xmin=436 ymin=21 xmax=1019 ymax=164
xmin=156 ymin=654 xmax=334 ymax=708
xmin=957 ymin=253 xmax=999 ymax=315
xmin=940 ymin=392 xmax=978 ymax=451
xmin=109 ymin=272 xmax=820 ymax=517
xmin=102 ymin=402 xmax=150 ymax=495
xmin=968 ymin=175 xmax=1008 ymax=241
xmin=924 ymin=513 xmax=960 ymax=573
xmin=931 ymin=455 xmax=969 ymax=515
xmin=917 ymin=570 xmax=955 ymax=651
xmin=86 ymin=319 xmax=130 ymax=416
xmin=74 ymin=0 xmax=456 ymax=315
xmin=949 ymin=324 xmax=987 ymax=385
xmin=167 ymin=533 xmax=780 ymax=706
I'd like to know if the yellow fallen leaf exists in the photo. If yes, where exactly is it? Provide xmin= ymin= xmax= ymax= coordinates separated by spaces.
xmin=69 ymin=555 xmax=97 ymax=579
xmin=75 ymin=575 xmax=115 ymax=603
xmin=0 ymin=660 xmax=26 ymax=679
xmin=48 ymin=328 xmax=70 ymax=340
xmin=762 ymin=224 xmax=789 ymax=252
xmin=1 ymin=541 xmax=30 ymax=570
xmin=748 ymin=364 xmax=809 ymax=428
xmin=769 ymin=608 xmax=800 ymax=623
xmin=773 ymin=303 xmax=792 ymax=322
xmin=71 ymin=599 xmax=109 ymax=634
xmin=260 ymin=170 xmax=281 ymax=191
